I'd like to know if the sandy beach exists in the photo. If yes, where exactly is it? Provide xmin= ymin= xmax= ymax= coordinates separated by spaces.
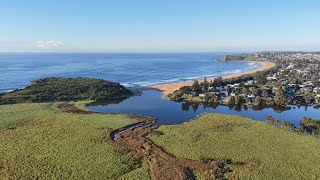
xmin=151 ymin=61 xmax=275 ymax=96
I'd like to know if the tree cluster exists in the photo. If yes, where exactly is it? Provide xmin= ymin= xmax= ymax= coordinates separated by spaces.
xmin=266 ymin=116 xmax=320 ymax=136
xmin=0 ymin=77 xmax=133 ymax=104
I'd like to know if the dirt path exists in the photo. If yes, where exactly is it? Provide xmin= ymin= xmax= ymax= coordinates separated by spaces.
xmin=113 ymin=126 xmax=237 ymax=179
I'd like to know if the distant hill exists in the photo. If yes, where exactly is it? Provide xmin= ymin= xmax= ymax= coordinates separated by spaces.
xmin=0 ymin=77 xmax=133 ymax=104
xmin=224 ymin=54 xmax=255 ymax=61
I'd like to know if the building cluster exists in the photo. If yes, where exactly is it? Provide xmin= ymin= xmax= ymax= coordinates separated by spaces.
xmin=173 ymin=52 xmax=320 ymax=107
xmin=254 ymin=51 xmax=320 ymax=62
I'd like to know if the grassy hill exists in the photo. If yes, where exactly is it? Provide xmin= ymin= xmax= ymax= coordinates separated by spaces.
xmin=149 ymin=113 xmax=320 ymax=179
xmin=0 ymin=102 xmax=152 ymax=179
xmin=224 ymin=54 xmax=255 ymax=61
xmin=0 ymin=77 xmax=133 ymax=104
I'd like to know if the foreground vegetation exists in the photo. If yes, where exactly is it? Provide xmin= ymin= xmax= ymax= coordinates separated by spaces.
xmin=0 ymin=102 xmax=151 ymax=179
xmin=0 ymin=77 xmax=133 ymax=104
xmin=1 ymin=102 xmax=319 ymax=179
xmin=149 ymin=113 xmax=320 ymax=179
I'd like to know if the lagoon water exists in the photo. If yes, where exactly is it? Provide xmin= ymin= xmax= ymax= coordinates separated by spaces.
xmin=88 ymin=90 xmax=320 ymax=127
xmin=0 ymin=53 xmax=260 ymax=92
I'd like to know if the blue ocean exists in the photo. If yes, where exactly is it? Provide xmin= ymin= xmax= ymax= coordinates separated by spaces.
xmin=0 ymin=53 xmax=261 ymax=92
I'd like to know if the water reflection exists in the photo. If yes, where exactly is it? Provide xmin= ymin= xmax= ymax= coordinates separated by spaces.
xmin=87 ymin=90 xmax=320 ymax=127
xmin=180 ymin=101 xmax=291 ymax=113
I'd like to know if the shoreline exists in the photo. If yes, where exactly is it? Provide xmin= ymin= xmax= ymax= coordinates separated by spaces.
xmin=150 ymin=61 xmax=275 ymax=96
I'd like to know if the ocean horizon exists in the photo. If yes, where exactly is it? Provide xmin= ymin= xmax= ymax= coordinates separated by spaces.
xmin=0 ymin=52 xmax=261 ymax=92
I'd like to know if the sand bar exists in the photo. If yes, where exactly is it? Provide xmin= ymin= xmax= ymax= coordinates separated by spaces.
xmin=151 ymin=61 xmax=275 ymax=96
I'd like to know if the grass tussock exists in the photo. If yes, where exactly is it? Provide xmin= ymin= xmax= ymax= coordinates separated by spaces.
xmin=149 ymin=113 xmax=320 ymax=179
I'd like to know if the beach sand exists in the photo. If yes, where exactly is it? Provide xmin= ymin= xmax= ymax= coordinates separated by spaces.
xmin=151 ymin=61 xmax=275 ymax=96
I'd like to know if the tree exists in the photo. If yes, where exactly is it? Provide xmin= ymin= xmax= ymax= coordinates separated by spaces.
xmin=249 ymin=87 xmax=259 ymax=95
xmin=273 ymin=90 xmax=287 ymax=106
xmin=227 ymin=85 xmax=232 ymax=95
xmin=191 ymin=103 xmax=199 ymax=112
xmin=228 ymin=96 xmax=235 ymax=105
xmin=281 ymin=86 xmax=287 ymax=93
xmin=181 ymin=102 xmax=190 ymax=111
xmin=192 ymin=81 xmax=201 ymax=92
xmin=170 ymin=91 xmax=183 ymax=101
xmin=203 ymin=77 xmax=209 ymax=91
xmin=244 ymin=93 xmax=250 ymax=103
xmin=282 ymin=121 xmax=296 ymax=130
xmin=311 ymin=76 xmax=320 ymax=87
xmin=254 ymin=95 xmax=263 ymax=106
xmin=253 ymin=72 xmax=267 ymax=85
xmin=298 ymin=125 xmax=307 ymax=133
xmin=261 ymin=90 xmax=269 ymax=97
xmin=242 ymin=87 xmax=248 ymax=94
xmin=266 ymin=116 xmax=276 ymax=124
xmin=180 ymin=86 xmax=192 ymax=95
xmin=215 ymin=77 xmax=223 ymax=87
xmin=304 ymin=89 xmax=313 ymax=105
xmin=234 ymin=95 xmax=242 ymax=105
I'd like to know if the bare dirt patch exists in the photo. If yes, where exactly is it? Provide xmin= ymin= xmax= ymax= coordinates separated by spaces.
xmin=114 ymin=126 xmax=241 ymax=180
xmin=57 ymin=103 xmax=94 ymax=114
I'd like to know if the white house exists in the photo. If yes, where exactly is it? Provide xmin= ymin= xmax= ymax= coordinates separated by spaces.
xmin=248 ymin=94 xmax=256 ymax=99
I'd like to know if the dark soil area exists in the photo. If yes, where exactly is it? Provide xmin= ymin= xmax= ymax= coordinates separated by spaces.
xmin=114 ymin=126 xmax=241 ymax=179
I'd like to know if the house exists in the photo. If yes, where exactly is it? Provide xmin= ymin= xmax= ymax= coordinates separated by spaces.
xmin=287 ymin=88 xmax=296 ymax=93
xmin=216 ymin=86 xmax=227 ymax=91
xmin=189 ymin=91 xmax=199 ymax=97
xmin=302 ymin=81 xmax=314 ymax=87
xmin=244 ymin=80 xmax=254 ymax=85
xmin=288 ymin=83 xmax=296 ymax=88
xmin=230 ymin=92 xmax=236 ymax=96
xmin=267 ymin=77 xmax=277 ymax=81
xmin=273 ymin=87 xmax=280 ymax=91
xmin=248 ymin=94 xmax=256 ymax=99
xmin=209 ymin=92 xmax=219 ymax=95
xmin=313 ymin=87 xmax=320 ymax=93
xmin=298 ymin=85 xmax=306 ymax=88
xmin=220 ymin=90 xmax=228 ymax=96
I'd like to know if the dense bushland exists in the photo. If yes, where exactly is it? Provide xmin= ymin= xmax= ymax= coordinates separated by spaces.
xmin=0 ymin=77 xmax=132 ymax=104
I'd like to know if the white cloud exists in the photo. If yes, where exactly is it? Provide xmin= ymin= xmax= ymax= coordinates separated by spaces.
xmin=35 ymin=40 xmax=64 ymax=49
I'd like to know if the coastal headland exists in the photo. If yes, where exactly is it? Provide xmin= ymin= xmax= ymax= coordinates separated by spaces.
xmin=151 ymin=61 xmax=276 ymax=96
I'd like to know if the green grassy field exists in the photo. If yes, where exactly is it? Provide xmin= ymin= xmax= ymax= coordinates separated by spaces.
xmin=2 ymin=102 xmax=319 ymax=179
xmin=149 ymin=113 xmax=320 ymax=179
xmin=0 ymin=102 xmax=148 ymax=179
xmin=120 ymin=160 xmax=151 ymax=180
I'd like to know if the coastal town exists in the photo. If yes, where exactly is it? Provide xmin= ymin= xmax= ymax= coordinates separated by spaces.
xmin=170 ymin=52 xmax=320 ymax=109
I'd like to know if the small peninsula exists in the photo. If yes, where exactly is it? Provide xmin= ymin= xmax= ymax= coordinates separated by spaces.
xmin=0 ymin=77 xmax=133 ymax=104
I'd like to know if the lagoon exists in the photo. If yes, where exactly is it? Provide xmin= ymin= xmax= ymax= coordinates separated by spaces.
xmin=87 ymin=90 xmax=320 ymax=127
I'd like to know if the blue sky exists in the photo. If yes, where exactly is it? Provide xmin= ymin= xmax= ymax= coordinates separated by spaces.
xmin=0 ymin=0 xmax=320 ymax=52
